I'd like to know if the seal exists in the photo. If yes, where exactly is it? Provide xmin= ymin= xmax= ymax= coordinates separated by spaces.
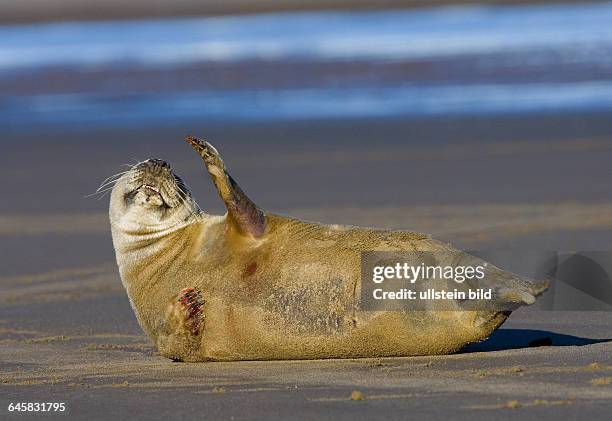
xmin=109 ymin=137 xmax=548 ymax=362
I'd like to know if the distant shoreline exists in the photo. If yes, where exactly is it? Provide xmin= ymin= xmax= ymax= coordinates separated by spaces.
xmin=0 ymin=0 xmax=600 ymax=24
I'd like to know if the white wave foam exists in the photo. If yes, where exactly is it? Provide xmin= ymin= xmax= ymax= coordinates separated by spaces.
xmin=1 ymin=2 xmax=612 ymax=69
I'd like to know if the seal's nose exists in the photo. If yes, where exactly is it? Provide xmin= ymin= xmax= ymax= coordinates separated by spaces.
xmin=139 ymin=159 xmax=170 ymax=171
xmin=145 ymin=158 xmax=169 ymax=168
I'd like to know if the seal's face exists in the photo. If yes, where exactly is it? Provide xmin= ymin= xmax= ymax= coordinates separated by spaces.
xmin=109 ymin=159 xmax=199 ymax=235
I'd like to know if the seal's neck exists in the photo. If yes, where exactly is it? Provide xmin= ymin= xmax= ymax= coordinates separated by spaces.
xmin=110 ymin=211 xmax=204 ymax=257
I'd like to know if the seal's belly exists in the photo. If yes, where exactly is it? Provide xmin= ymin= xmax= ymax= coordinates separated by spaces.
xmin=198 ymin=276 xmax=487 ymax=361
xmin=200 ymin=300 xmax=483 ymax=361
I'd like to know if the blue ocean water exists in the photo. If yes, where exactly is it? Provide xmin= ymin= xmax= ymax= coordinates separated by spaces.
xmin=1 ymin=1 xmax=612 ymax=131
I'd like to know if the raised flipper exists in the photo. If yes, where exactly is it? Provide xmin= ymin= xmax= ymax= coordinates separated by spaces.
xmin=185 ymin=136 xmax=266 ymax=238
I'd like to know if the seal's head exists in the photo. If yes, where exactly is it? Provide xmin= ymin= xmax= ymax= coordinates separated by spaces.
xmin=109 ymin=159 xmax=200 ymax=236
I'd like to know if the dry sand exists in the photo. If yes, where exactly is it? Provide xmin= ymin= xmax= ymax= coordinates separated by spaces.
xmin=1 ymin=122 xmax=611 ymax=419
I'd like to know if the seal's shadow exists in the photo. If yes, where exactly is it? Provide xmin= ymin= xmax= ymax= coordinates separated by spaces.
xmin=463 ymin=329 xmax=612 ymax=353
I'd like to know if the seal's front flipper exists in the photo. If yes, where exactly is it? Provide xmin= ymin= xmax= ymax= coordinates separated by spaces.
xmin=176 ymin=287 xmax=205 ymax=334
xmin=157 ymin=287 xmax=205 ymax=361
xmin=185 ymin=136 xmax=266 ymax=238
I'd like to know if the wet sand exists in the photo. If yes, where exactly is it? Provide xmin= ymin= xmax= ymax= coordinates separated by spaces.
xmin=1 ymin=119 xmax=612 ymax=419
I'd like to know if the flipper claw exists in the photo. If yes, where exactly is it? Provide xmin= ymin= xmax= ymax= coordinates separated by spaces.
xmin=177 ymin=287 xmax=205 ymax=335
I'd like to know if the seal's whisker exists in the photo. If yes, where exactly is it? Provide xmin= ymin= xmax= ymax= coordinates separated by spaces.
xmin=97 ymin=172 xmax=126 ymax=187
xmin=85 ymin=187 xmax=114 ymax=199
xmin=95 ymin=177 xmax=124 ymax=192
xmin=96 ymin=170 xmax=130 ymax=189
xmin=86 ymin=187 xmax=112 ymax=198
xmin=104 ymin=169 xmax=130 ymax=179
xmin=176 ymin=189 xmax=189 ymax=209
xmin=91 ymin=183 xmax=118 ymax=195
xmin=93 ymin=175 xmax=128 ymax=193
xmin=86 ymin=170 xmax=131 ymax=198
xmin=130 ymin=158 xmax=145 ymax=167
xmin=177 ymin=186 xmax=200 ymax=211
xmin=94 ymin=190 xmax=113 ymax=200
xmin=176 ymin=184 xmax=190 ymax=202
xmin=189 ymin=195 xmax=202 ymax=212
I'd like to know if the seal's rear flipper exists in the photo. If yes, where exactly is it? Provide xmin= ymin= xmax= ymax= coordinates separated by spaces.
xmin=473 ymin=278 xmax=549 ymax=328
xmin=185 ymin=136 xmax=266 ymax=238
xmin=496 ymin=278 xmax=549 ymax=307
